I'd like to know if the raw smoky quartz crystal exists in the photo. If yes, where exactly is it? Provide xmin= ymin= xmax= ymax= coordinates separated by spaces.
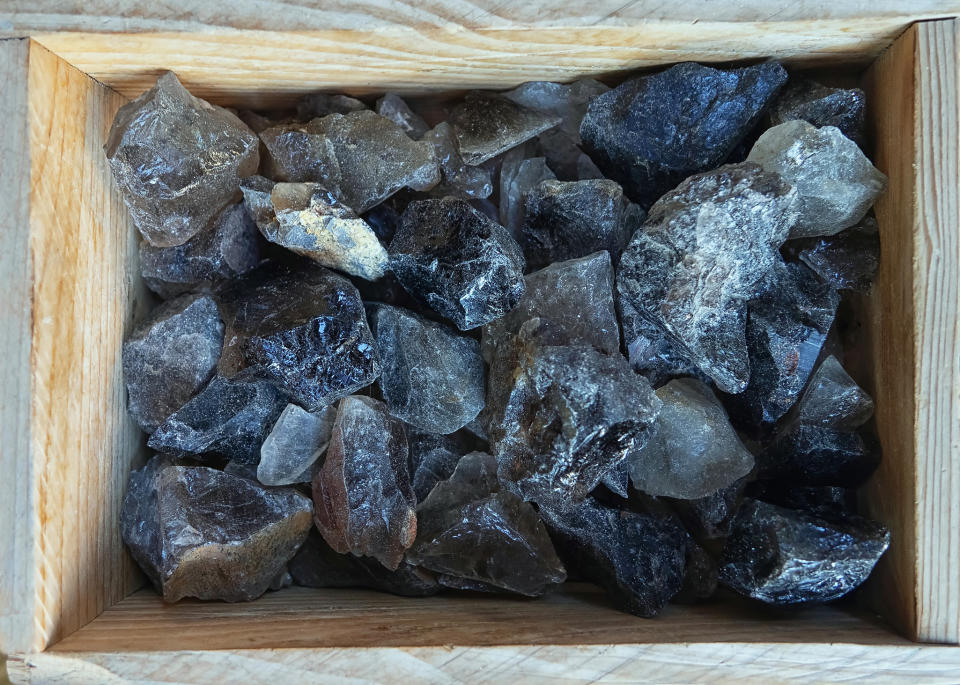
xmin=312 ymin=396 xmax=416 ymax=569
xmin=616 ymin=163 xmax=800 ymax=393
xmin=748 ymin=120 xmax=887 ymax=238
xmin=123 ymin=294 xmax=224 ymax=432
xmin=376 ymin=93 xmax=429 ymax=140
xmin=746 ymin=481 xmax=857 ymax=517
xmin=389 ymin=198 xmax=526 ymax=330
xmin=768 ymin=79 xmax=866 ymax=145
xmin=499 ymin=151 xmax=556 ymax=238
xmin=217 ymin=262 xmax=381 ymax=411
xmin=106 ymin=72 xmax=260 ymax=247
xmin=580 ymin=62 xmax=787 ymax=207
xmin=408 ymin=429 xmax=482 ymax=502
xmin=670 ymin=477 xmax=747 ymax=541
xmin=139 ymin=202 xmax=262 ymax=299
xmin=407 ymin=451 xmax=566 ymax=596
xmin=367 ymin=304 xmax=485 ymax=434
xmin=422 ymin=122 xmax=493 ymax=199
xmin=258 ymin=403 xmax=337 ymax=486
xmin=297 ymin=92 xmax=367 ymax=119
xmin=240 ymin=176 xmax=388 ymax=280
xmin=504 ymin=78 xmax=610 ymax=143
xmin=719 ymin=498 xmax=890 ymax=604
xmin=627 ymin=379 xmax=754 ymax=500
xmin=793 ymin=215 xmax=881 ymax=292
xmin=758 ymin=425 xmax=879 ymax=487
xmin=793 ymin=355 xmax=875 ymax=430
xmin=450 ymin=92 xmax=561 ymax=165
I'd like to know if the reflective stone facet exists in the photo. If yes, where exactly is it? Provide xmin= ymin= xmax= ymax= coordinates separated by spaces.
xmin=793 ymin=216 xmax=881 ymax=292
xmin=794 ymin=355 xmax=875 ymax=430
xmin=498 ymin=151 xmax=556 ymax=239
xmin=450 ymin=92 xmax=561 ymax=165
xmin=505 ymin=78 xmax=610 ymax=143
xmin=258 ymin=403 xmax=337 ymax=485
xmin=758 ymin=425 xmax=879 ymax=487
xmin=768 ymin=80 xmax=866 ymax=145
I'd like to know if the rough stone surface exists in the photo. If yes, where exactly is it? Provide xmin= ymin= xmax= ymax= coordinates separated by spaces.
xmin=758 ymin=425 xmax=879 ymax=487
xmin=505 ymin=78 xmax=610 ymax=143
xmin=407 ymin=430 xmax=480 ymax=502
xmin=423 ymin=122 xmax=493 ymax=199
xmin=296 ymin=93 xmax=367 ymax=119
xmin=258 ymin=403 xmax=337 ymax=485
xmin=139 ymin=202 xmax=262 ymax=299
xmin=748 ymin=120 xmax=887 ymax=238
xmin=450 ymin=92 xmax=560 ymax=165
xmin=120 ymin=454 xmax=181 ymax=590
xmin=670 ymin=477 xmax=747 ymax=541
xmin=240 ymin=176 xmax=388 ymax=280
xmin=389 ymin=198 xmax=527 ymax=330
xmin=499 ymin=150 xmax=556 ymax=239
xmin=581 ymin=62 xmax=787 ymax=207
xmin=123 ymin=294 xmax=225 ymax=432
xmin=719 ymin=498 xmax=889 ymax=604
xmin=675 ymin=540 xmax=719 ymax=604
xmin=481 ymin=251 xmax=621 ymax=364
xmin=367 ymin=304 xmax=485 ymax=434
xmin=312 ymin=396 xmax=416 ymax=569
xmin=616 ymin=163 xmax=800 ymax=393
xmin=407 ymin=451 xmax=566 ymax=596
xmin=768 ymin=79 xmax=866 ymax=145
xmin=535 ymin=128 xmax=599 ymax=181
xmin=794 ymin=355 xmax=875 ymax=430
xmin=376 ymin=93 xmax=429 ymax=139
xmin=793 ymin=215 xmax=881 ymax=292
xmin=148 ymin=373 xmax=287 ymax=463
xmin=746 ymin=481 xmax=857 ymax=517
xmin=217 ymin=262 xmax=381 ymax=411
xmin=105 ymin=72 xmax=260 ymax=247
xmin=627 ymin=379 xmax=754 ymax=500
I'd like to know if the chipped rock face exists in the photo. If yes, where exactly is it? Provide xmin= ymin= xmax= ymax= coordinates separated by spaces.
xmin=617 ymin=163 xmax=800 ymax=393
xmin=258 ymin=403 xmax=337 ymax=486
xmin=123 ymin=294 xmax=225 ymax=432
xmin=217 ymin=262 xmax=381 ymax=411
xmin=450 ymin=92 xmax=561 ymax=165
xmin=793 ymin=215 xmax=881 ymax=292
xmin=794 ymin=355 xmax=875 ymax=430
xmin=120 ymin=454 xmax=181 ymax=590
xmin=240 ymin=176 xmax=388 ymax=280
xmin=422 ymin=122 xmax=494 ymax=199
xmin=407 ymin=451 xmax=566 ymax=596
xmin=768 ymin=80 xmax=866 ymax=145
xmin=481 ymin=251 xmax=621 ymax=363
xmin=367 ymin=304 xmax=485 ymax=434
xmin=148 ymin=373 xmax=288 ymax=462
xmin=312 ymin=396 xmax=416 ymax=569
xmin=139 ymin=202 xmax=262 ymax=299
xmin=758 ymin=425 xmax=879 ymax=487
xmin=748 ymin=120 xmax=887 ymax=238
xmin=618 ymin=301 xmax=704 ymax=387
xmin=670 ymin=477 xmax=747 ymax=541
xmin=499 ymin=150 xmax=556 ymax=239
xmin=296 ymin=92 xmax=367 ymax=119
xmin=628 ymin=379 xmax=754 ymax=500
xmin=581 ymin=62 xmax=787 ymax=207
xmin=505 ymin=78 xmax=610 ymax=143
xmin=376 ymin=93 xmax=430 ymax=140
xmin=719 ymin=499 xmax=889 ymax=604
xmin=407 ymin=430 xmax=479 ymax=502
xmin=521 ymin=179 xmax=640 ymax=269
xmin=105 ymin=72 xmax=260 ymax=247
xmin=389 ymin=198 xmax=527 ymax=330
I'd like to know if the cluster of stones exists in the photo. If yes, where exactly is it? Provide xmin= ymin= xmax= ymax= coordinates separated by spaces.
xmin=113 ymin=67 xmax=888 ymax=613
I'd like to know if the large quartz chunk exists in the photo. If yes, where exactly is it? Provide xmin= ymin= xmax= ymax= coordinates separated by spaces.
xmin=259 ymin=110 xmax=439 ymax=211
xmin=616 ymin=163 xmax=800 ymax=393
xmin=748 ymin=120 xmax=887 ymax=238
xmin=768 ymin=79 xmax=866 ymax=145
xmin=139 ymin=202 xmax=262 ymax=299
xmin=289 ymin=530 xmax=439 ymax=596
xmin=540 ymin=498 xmax=687 ymax=616
xmin=481 ymin=251 xmax=621 ymax=363
xmin=422 ymin=122 xmax=493 ymax=199
xmin=521 ymin=179 xmax=640 ymax=269
xmin=240 ymin=176 xmax=388 ymax=280
xmin=499 ymin=150 xmax=556 ymax=238
xmin=487 ymin=324 xmax=661 ymax=503
xmin=367 ymin=304 xmax=485 ymax=434
xmin=312 ymin=396 xmax=416 ymax=569
xmin=793 ymin=216 xmax=881 ymax=292
xmin=758 ymin=425 xmax=879 ymax=487
xmin=389 ymin=198 xmax=526 ymax=330
xmin=121 ymin=460 xmax=313 ymax=602
xmin=258 ymin=403 xmax=337 ymax=485
xmin=627 ymin=379 xmax=754 ymax=500
xmin=719 ymin=499 xmax=889 ymax=604
xmin=148 ymin=373 xmax=287 ymax=462
xmin=505 ymin=78 xmax=610 ymax=143
xmin=794 ymin=356 xmax=875 ymax=430
xmin=105 ymin=72 xmax=260 ymax=247
xmin=123 ymin=295 xmax=224 ymax=432
xmin=217 ymin=262 xmax=381 ymax=411
xmin=376 ymin=93 xmax=429 ymax=140
xmin=407 ymin=451 xmax=566 ymax=596
xmin=580 ymin=62 xmax=786 ymax=207
xmin=450 ymin=92 xmax=560 ymax=165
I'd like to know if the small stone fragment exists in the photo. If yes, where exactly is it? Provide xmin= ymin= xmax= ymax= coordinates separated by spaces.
xmin=600 ymin=467 xmax=631 ymax=499
xmin=376 ymin=93 xmax=430 ymax=140
xmin=535 ymin=128 xmax=593 ymax=181
xmin=407 ymin=452 xmax=566 ymax=596
xmin=367 ymin=304 xmax=485 ymax=434
xmin=362 ymin=202 xmax=402 ymax=244
xmin=616 ymin=163 xmax=800 ymax=393
xmin=670 ymin=477 xmax=747 ymax=541
xmin=505 ymin=78 xmax=610 ymax=143
xmin=758 ymin=425 xmax=879 ymax=487
xmin=719 ymin=498 xmax=889 ymax=604
xmin=296 ymin=92 xmax=367 ymax=120
xmin=581 ymin=62 xmax=787 ymax=207
xmin=139 ymin=202 xmax=262 ymax=299
xmin=148 ymin=373 xmax=287 ymax=462
xmin=748 ymin=120 xmax=887 ymax=238
xmin=389 ymin=198 xmax=526 ymax=330
xmin=521 ymin=179 xmax=641 ymax=269
xmin=793 ymin=355 xmax=875 ymax=430
xmin=105 ymin=72 xmax=260 ymax=247
xmin=793 ymin=216 xmax=881 ymax=292
xmin=407 ymin=430 xmax=480 ymax=502
xmin=120 ymin=453 xmax=181 ymax=590
xmin=312 ymin=396 xmax=416 ymax=569
xmin=450 ymin=92 xmax=560 ymax=165
xmin=627 ymin=379 xmax=754 ymax=500
xmin=123 ymin=295 xmax=225 ymax=432
xmin=258 ymin=403 xmax=337 ymax=486
xmin=217 ymin=262 xmax=381 ymax=411
xmin=422 ymin=122 xmax=493 ymax=199
xmin=499 ymin=150 xmax=556 ymax=238
xmin=481 ymin=251 xmax=621 ymax=363
xmin=540 ymin=498 xmax=687 ymax=616
xmin=675 ymin=540 xmax=719 ymax=604
xmin=768 ymin=79 xmax=865 ymax=145
xmin=240 ymin=176 xmax=388 ymax=280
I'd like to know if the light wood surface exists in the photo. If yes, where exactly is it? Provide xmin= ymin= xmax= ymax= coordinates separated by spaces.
xmin=856 ymin=20 xmax=960 ymax=645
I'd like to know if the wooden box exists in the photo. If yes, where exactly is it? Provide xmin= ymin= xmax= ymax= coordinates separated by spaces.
xmin=1 ymin=4 xmax=958 ymax=682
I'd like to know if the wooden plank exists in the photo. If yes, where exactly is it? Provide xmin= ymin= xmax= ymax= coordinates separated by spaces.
xmin=857 ymin=20 xmax=960 ymax=644
xmin=25 ymin=40 xmax=150 ymax=653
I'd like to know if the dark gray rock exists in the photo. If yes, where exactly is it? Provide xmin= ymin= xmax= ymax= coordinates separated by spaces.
xmin=422 ymin=122 xmax=493 ymax=199
xmin=758 ymin=425 xmax=880 ymax=487
xmin=407 ymin=430 xmax=480 ymax=502
xmin=670 ymin=477 xmax=747 ymax=541
xmin=450 ymin=92 xmax=560 ymax=165
xmin=793 ymin=355 xmax=875 ymax=430
xmin=793 ymin=215 xmax=881 ymax=292
xmin=768 ymin=79 xmax=865 ymax=145
xmin=296 ymin=92 xmax=367 ymax=119
xmin=504 ymin=78 xmax=609 ymax=144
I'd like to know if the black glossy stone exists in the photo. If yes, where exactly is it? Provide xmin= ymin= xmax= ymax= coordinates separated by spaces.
xmin=757 ymin=425 xmax=880 ymax=487
xmin=745 ymin=481 xmax=857 ymax=518
xmin=768 ymin=79 xmax=866 ymax=145
xmin=791 ymin=216 xmax=881 ymax=292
